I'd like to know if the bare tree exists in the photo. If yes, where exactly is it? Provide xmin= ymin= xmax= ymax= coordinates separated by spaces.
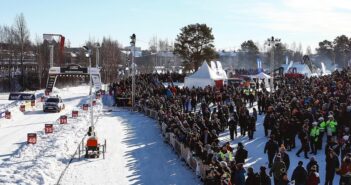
xmin=13 ymin=13 xmax=30 ymax=90
xmin=3 ymin=25 xmax=16 ymax=91
xmin=149 ymin=36 xmax=158 ymax=53
xmin=100 ymin=37 xmax=122 ymax=83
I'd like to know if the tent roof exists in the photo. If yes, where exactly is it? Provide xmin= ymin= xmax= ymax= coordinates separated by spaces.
xmin=210 ymin=61 xmax=228 ymax=80
xmin=281 ymin=63 xmax=312 ymax=75
xmin=188 ymin=62 xmax=220 ymax=79
xmin=256 ymin=72 xmax=271 ymax=79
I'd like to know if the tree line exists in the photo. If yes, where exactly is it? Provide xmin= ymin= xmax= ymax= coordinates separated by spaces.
xmin=173 ymin=23 xmax=351 ymax=71
xmin=0 ymin=14 xmax=125 ymax=91
xmin=1 ymin=14 xmax=351 ymax=91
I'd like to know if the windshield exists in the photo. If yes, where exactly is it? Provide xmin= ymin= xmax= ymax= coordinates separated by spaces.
xmin=46 ymin=98 xmax=59 ymax=103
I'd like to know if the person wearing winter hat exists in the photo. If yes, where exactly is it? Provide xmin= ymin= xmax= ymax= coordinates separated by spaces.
xmin=245 ymin=167 xmax=260 ymax=185
xmin=326 ymin=114 xmax=337 ymax=141
xmin=234 ymin=163 xmax=246 ymax=185
xmin=325 ymin=148 xmax=339 ymax=185
xmin=307 ymin=156 xmax=319 ymax=174
xmin=279 ymin=145 xmax=290 ymax=171
xmin=306 ymin=165 xmax=320 ymax=185
xmin=291 ymin=161 xmax=307 ymax=185
xmin=279 ymin=172 xmax=290 ymax=185
xmin=310 ymin=121 xmax=320 ymax=155
xmin=264 ymin=136 xmax=279 ymax=168
xmin=296 ymin=124 xmax=310 ymax=159
xmin=338 ymin=155 xmax=351 ymax=185
xmin=235 ymin=142 xmax=248 ymax=164
xmin=318 ymin=117 xmax=326 ymax=149
xmin=270 ymin=155 xmax=286 ymax=185
xmin=259 ymin=166 xmax=271 ymax=185
xmin=228 ymin=115 xmax=237 ymax=140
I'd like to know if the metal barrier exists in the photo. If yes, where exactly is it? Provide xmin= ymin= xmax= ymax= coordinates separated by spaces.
xmin=139 ymin=106 xmax=207 ymax=181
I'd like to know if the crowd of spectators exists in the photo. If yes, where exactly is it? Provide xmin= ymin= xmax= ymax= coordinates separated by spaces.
xmin=108 ymin=68 xmax=351 ymax=185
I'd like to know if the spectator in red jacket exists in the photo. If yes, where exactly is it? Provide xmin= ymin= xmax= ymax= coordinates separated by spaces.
xmin=338 ymin=155 xmax=351 ymax=185
xmin=306 ymin=165 xmax=320 ymax=185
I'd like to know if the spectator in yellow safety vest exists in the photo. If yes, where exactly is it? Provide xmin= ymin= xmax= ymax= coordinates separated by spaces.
xmin=326 ymin=115 xmax=338 ymax=141
xmin=317 ymin=117 xmax=325 ymax=149
xmin=310 ymin=122 xmax=320 ymax=155
xmin=218 ymin=146 xmax=228 ymax=162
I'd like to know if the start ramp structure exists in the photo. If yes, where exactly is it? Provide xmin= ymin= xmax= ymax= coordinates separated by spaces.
xmin=46 ymin=64 xmax=102 ymax=93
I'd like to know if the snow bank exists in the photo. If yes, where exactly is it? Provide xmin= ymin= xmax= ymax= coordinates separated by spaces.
xmin=0 ymin=86 xmax=103 ymax=185
xmin=60 ymin=108 xmax=200 ymax=185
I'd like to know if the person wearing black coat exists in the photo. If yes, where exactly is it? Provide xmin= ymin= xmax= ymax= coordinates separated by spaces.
xmin=279 ymin=147 xmax=290 ymax=171
xmin=296 ymin=125 xmax=310 ymax=159
xmin=245 ymin=167 xmax=260 ymax=185
xmin=228 ymin=116 xmax=237 ymax=140
xmin=325 ymin=137 xmax=340 ymax=156
xmin=259 ymin=166 xmax=271 ymax=185
xmin=263 ymin=113 xmax=275 ymax=137
xmin=235 ymin=142 xmax=248 ymax=164
xmin=325 ymin=149 xmax=339 ymax=185
xmin=264 ymin=137 xmax=279 ymax=168
xmin=247 ymin=115 xmax=256 ymax=140
xmin=291 ymin=161 xmax=307 ymax=185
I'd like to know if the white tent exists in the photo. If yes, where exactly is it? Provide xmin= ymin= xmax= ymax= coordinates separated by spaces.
xmin=210 ymin=61 xmax=228 ymax=80
xmin=281 ymin=63 xmax=312 ymax=77
xmin=184 ymin=62 xmax=224 ymax=88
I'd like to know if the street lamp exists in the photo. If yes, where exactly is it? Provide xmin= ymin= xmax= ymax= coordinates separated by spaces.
xmin=95 ymin=43 xmax=100 ymax=68
xmin=130 ymin=34 xmax=136 ymax=108
xmin=265 ymin=36 xmax=281 ymax=91
xmin=83 ymin=46 xmax=94 ymax=134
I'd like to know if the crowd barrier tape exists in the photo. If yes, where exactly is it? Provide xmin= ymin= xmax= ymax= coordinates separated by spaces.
xmin=139 ymin=106 xmax=207 ymax=181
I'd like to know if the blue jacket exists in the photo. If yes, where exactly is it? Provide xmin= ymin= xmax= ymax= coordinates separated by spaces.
xmin=235 ymin=169 xmax=246 ymax=185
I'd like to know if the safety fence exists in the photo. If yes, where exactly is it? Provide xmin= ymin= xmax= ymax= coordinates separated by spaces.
xmin=139 ymin=106 xmax=208 ymax=181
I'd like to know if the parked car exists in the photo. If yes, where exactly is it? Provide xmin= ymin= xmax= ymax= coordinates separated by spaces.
xmin=43 ymin=96 xmax=65 ymax=112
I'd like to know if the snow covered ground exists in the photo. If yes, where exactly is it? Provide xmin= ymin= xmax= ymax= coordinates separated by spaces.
xmin=60 ymin=108 xmax=200 ymax=185
xmin=0 ymin=86 xmax=95 ymax=184
xmin=0 ymin=86 xmax=201 ymax=185
xmin=219 ymin=105 xmax=340 ymax=184
xmin=0 ymin=84 xmax=338 ymax=184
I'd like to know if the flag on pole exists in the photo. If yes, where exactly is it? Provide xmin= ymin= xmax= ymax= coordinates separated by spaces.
xmin=257 ymin=58 xmax=262 ymax=73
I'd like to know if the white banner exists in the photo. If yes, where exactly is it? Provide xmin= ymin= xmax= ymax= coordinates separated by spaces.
xmin=92 ymin=75 xmax=102 ymax=91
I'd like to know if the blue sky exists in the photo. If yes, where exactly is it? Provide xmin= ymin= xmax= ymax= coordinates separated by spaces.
xmin=1 ymin=0 xmax=350 ymax=52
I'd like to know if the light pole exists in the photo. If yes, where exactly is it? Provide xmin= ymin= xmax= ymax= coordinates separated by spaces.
xmin=130 ymin=34 xmax=136 ymax=108
xmin=83 ymin=46 xmax=94 ymax=134
xmin=265 ymin=36 xmax=281 ymax=91
xmin=95 ymin=43 xmax=100 ymax=68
